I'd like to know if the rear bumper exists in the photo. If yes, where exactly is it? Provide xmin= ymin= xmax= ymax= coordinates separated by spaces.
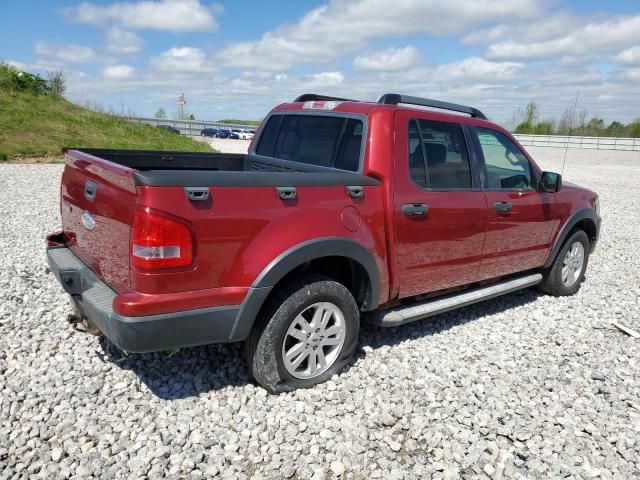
xmin=46 ymin=246 xmax=263 ymax=353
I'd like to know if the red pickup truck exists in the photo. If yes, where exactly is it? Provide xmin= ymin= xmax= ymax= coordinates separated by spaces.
xmin=47 ymin=93 xmax=600 ymax=393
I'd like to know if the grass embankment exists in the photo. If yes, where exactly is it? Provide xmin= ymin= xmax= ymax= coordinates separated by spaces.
xmin=0 ymin=90 xmax=213 ymax=162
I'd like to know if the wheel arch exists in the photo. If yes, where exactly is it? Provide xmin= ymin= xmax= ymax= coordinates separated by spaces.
xmin=229 ymin=237 xmax=381 ymax=341
xmin=544 ymin=208 xmax=599 ymax=269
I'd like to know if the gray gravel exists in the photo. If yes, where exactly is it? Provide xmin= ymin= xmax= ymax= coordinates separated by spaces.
xmin=191 ymin=136 xmax=251 ymax=154
xmin=2 ymin=147 xmax=640 ymax=479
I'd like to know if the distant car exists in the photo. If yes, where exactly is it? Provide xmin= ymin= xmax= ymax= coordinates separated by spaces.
xmin=200 ymin=128 xmax=220 ymax=137
xmin=242 ymin=129 xmax=256 ymax=140
xmin=157 ymin=125 xmax=180 ymax=134
xmin=232 ymin=129 xmax=253 ymax=140
xmin=221 ymin=129 xmax=239 ymax=139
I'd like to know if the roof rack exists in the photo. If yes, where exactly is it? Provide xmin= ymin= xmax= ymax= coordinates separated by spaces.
xmin=378 ymin=93 xmax=487 ymax=120
xmin=294 ymin=93 xmax=359 ymax=103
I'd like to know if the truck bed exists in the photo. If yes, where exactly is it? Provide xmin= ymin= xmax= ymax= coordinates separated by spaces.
xmin=74 ymin=148 xmax=379 ymax=187
xmin=59 ymin=148 xmax=385 ymax=299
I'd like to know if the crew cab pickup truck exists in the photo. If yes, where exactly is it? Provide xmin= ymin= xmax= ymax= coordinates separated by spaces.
xmin=47 ymin=93 xmax=601 ymax=392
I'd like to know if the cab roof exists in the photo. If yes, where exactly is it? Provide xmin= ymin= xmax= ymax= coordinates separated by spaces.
xmin=272 ymin=93 xmax=498 ymax=128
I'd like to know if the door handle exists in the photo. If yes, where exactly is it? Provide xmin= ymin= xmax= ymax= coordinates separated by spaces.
xmin=493 ymin=201 xmax=512 ymax=213
xmin=402 ymin=203 xmax=428 ymax=217
xmin=346 ymin=185 xmax=364 ymax=198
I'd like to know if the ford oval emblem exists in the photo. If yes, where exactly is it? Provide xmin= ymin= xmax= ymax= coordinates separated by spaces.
xmin=81 ymin=211 xmax=96 ymax=231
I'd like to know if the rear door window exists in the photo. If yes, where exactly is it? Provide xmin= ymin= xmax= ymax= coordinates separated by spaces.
xmin=407 ymin=119 xmax=472 ymax=189
xmin=256 ymin=114 xmax=363 ymax=172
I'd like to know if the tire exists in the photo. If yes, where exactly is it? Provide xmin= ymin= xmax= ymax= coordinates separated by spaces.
xmin=538 ymin=229 xmax=590 ymax=296
xmin=245 ymin=274 xmax=360 ymax=393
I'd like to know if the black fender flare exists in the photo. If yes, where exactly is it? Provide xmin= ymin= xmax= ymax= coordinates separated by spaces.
xmin=229 ymin=237 xmax=381 ymax=341
xmin=544 ymin=208 xmax=600 ymax=268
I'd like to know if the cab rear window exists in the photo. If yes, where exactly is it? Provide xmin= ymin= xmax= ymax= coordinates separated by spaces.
xmin=256 ymin=114 xmax=363 ymax=172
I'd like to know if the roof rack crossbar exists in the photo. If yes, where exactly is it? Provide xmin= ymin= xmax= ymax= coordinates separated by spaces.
xmin=378 ymin=93 xmax=487 ymax=120
xmin=294 ymin=93 xmax=358 ymax=103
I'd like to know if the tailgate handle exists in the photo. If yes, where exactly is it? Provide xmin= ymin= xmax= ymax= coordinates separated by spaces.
xmin=184 ymin=187 xmax=210 ymax=201
xmin=84 ymin=180 xmax=97 ymax=202
xmin=346 ymin=186 xmax=364 ymax=198
xmin=276 ymin=186 xmax=297 ymax=200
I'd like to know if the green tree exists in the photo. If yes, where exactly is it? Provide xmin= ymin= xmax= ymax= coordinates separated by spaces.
xmin=154 ymin=107 xmax=166 ymax=119
xmin=584 ymin=118 xmax=605 ymax=136
xmin=47 ymin=69 xmax=66 ymax=97
xmin=556 ymin=108 xmax=574 ymax=135
xmin=0 ymin=62 xmax=49 ymax=95
xmin=513 ymin=101 xmax=541 ymax=134
xmin=523 ymin=101 xmax=539 ymax=125
xmin=515 ymin=121 xmax=534 ymax=134
xmin=534 ymin=121 xmax=555 ymax=135
xmin=627 ymin=120 xmax=640 ymax=138
xmin=605 ymin=121 xmax=624 ymax=137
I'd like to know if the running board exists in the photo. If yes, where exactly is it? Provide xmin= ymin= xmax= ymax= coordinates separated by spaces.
xmin=368 ymin=273 xmax=542 ymax=327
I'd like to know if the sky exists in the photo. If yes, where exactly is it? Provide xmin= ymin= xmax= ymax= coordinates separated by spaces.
xmin=1 ymin=0 xmax=639 ymax=124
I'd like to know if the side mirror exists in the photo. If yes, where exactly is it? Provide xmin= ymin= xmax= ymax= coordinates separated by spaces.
xmin=540 ymin=171 xmax=562 ymax=193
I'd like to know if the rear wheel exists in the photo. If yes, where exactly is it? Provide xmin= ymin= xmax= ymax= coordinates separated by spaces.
xmin=538 ymin=229 xmax=590 ymax=296
xmin=245 ymin=274 xmax=359 ymax=393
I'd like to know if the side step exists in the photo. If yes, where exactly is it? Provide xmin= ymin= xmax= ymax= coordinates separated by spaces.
xmin=368 ymin=273 xmax=542 ymax=327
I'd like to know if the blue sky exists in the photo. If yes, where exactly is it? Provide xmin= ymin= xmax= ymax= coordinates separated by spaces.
xmin=2 ymin=0 xmax=639 ymax=124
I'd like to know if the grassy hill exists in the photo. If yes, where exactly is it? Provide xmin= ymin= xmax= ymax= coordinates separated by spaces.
xmin=218 ymin=119 xmax=261 ymax=127
xmin=0 ymin=90 xmax=213 ymax=161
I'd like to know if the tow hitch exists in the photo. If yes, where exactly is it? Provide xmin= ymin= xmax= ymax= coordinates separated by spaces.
xmin=66 ymin=304 xmax=102 ymax=336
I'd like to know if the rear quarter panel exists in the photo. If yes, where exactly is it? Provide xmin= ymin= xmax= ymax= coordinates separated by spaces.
xmin=134 ymin=184 xmax=389 ymax=304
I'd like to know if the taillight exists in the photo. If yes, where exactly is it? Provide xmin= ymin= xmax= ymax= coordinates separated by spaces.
xmin=131 ymin=209 xmax=194 ymax=270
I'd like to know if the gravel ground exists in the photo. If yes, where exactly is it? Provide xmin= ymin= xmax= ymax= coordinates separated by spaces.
xmin=1 ymin=147 xmax=640 ymax=479
xmin=191 ymin=136 xmax=251 ymax=154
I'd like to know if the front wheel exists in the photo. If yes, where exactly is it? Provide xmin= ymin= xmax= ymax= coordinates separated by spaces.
xmin=245 ymin=274 xmax=359 ymax=393
xmin=538 ymin=229 xmax=590 ymax=296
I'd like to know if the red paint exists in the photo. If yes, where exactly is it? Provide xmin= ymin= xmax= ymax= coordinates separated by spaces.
xmin=478 ymin=190 xmax=556 ymax=280
xmin=55 ymin=100 xmax=598 ymax=318
xmin=113 ymin=286 xmax=248 ymax=317
xmin=60 ymin=152 xmax=135 ymax=293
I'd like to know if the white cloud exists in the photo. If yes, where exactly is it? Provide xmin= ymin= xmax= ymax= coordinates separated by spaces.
xmin=616 ymin=46 xmax=640 ymax=65
xmin=28 ymin=2 xmax=638 ymax=125
xmin=105 ymin=27 xmax=142 ymax=55
xmin=618 ymin=67 xmax=640 ymax=82
xmin=35 ymin=42 xmax=97 ymax=64
xmin=228 ymin=78 xmax=269 ymax=95
xmin=486 ymin=14 xmax=640 ymax=60
xmin=353 ymin=46 xmax=419 ymax=72
xmin=434 ymin=57 xmax=524 ymax=81
xmin=149 ymin=47 xmax=213 ymax=73
xmin=58 ymin=55 xmax=640 ymax=125
xmin=462 ymin=12 xmax=574 ymax=46
xmin=102 ymin=64 xmax=135 ymax=79
xmin=217 ymin=0 xmax=542 ymax=70
xmin=64 ymin=0 xmax=220 ymax=32
xmin=305 ymin=71 xmax=344 ymax=87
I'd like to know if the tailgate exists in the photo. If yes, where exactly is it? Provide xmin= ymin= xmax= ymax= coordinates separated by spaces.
xmin=60 ymin=150 xmax=137 ymax=293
